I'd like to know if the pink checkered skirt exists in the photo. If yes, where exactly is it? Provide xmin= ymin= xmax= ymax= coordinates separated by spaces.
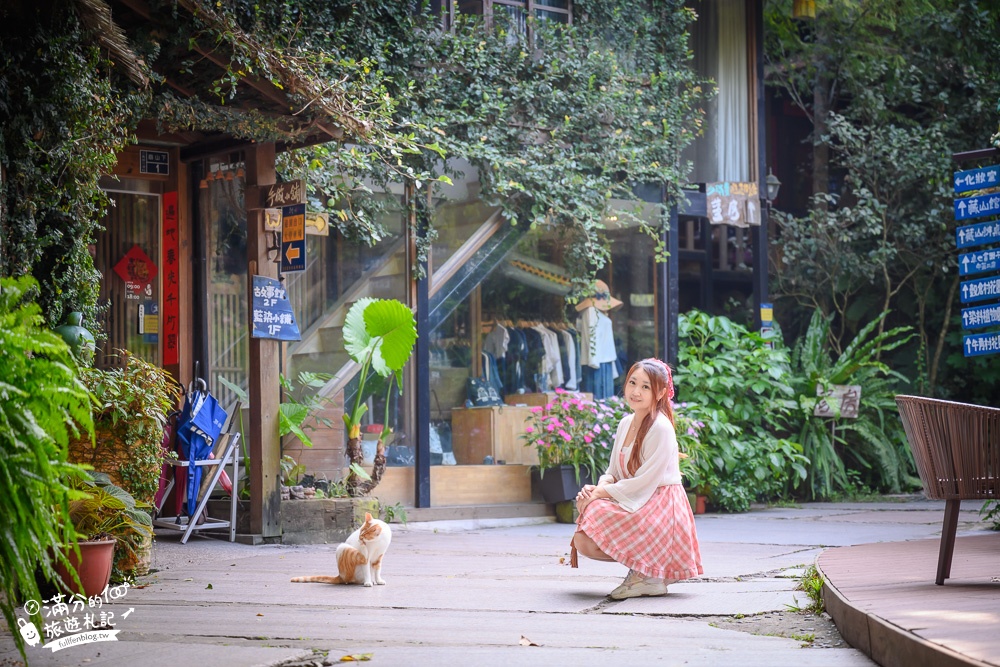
xmin=576 ymin=484 xmax=703 ymax=580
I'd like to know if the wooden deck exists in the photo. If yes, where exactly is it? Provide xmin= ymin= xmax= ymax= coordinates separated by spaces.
xmin=818 ymin=533 xmax=1000 ymax=667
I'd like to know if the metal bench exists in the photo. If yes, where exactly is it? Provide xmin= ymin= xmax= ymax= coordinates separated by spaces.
xmin=895 ymin=395 xmax=1000 ymax=584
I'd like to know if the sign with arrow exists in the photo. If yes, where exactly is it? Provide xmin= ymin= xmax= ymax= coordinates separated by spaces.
xmin=280 ymin=203 xmax=306 ymax=273
xmin=956 ymin=219 xmax=1000 ymax=249
xmin=954 ymin=192 xmax=1000 ymax=221
xmin=961 ymin=302 xmax=1000 ymax=330
xmin=954 ymin=164 xmax=1000 ymax=194
xmin=960 ymin=274 xmax=1000 ymax=304
xmin=963 ymin=331 xmax=1000 ymax=357
xmin=959 ymin=247 xmax=1000 ymax=276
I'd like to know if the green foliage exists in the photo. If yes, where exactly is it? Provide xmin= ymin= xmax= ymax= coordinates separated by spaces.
xmin=0 ymin=4 xmax=149 ymax=326
xmin=979 ymin=500 xmax=1000 ymax=531
xmin=76 ymin=353 xmax=181 ymax=506
xmin=274 ymin=1 xmax=707 ymax=282
xmin=342 ymin=298 xmax=417 ymax=494
xmin=280 ymin=455 xmax=307 ymax=486
xmin=523 ymin=391 xmax=627 ymax=484
xmin=343 ymin=298 xmax=418 ymax=437
xmin=0 ymin=276 xmax=91 ymax=661
xmin=381 ymin=502 xmax=408 ymax=525
xmin=786 ymin=310 xmax=919 ymax=499
xmin=68 ymin=471 xmax=153 ymax=585
xmin=788 ymin=564 xmax=825 ymax=615
xmin=675 ymin=310 xmax=808 ymax=512
xmin=765 ymin=0 xmax=1000 ymax=400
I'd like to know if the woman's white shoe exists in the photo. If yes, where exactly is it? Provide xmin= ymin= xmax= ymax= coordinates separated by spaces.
xmin=609 ymin=569 xmax=668 ymax=600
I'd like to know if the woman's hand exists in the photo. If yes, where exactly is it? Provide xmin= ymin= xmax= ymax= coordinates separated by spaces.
xmin=575 ymin=484 xmax=609 ymax=516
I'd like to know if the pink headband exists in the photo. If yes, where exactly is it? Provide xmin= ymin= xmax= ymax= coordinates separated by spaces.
xmin=643 ymin=358 xmax=675 ymax=401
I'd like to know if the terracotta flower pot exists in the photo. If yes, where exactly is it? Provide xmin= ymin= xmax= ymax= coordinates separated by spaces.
xmin=54 ymin=539 xmax=115 ymax=598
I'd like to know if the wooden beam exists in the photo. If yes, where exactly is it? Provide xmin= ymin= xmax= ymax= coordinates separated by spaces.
xmin=953 ymin=147 xmax=998 ymax=163
xmin=245 ymin=143 xmax=282 ymax=538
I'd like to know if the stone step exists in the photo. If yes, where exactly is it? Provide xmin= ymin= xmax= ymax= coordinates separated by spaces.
xmin=318 ymin=326 xmax=345 ymax=353
xmin=288 ymin=350 xmax=351 ymax=378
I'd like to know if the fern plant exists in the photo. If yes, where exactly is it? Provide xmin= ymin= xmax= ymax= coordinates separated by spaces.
xmin=0 ymin=276 xmax=92 ymax=661
xmin=788 ymin=310 xmax=919 ymax=499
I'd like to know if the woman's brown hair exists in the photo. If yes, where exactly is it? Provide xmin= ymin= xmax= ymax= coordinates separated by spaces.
xmin=625 ymin=359 xmax=675 ymax=477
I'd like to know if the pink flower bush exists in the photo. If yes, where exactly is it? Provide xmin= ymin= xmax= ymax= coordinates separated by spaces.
xmin=523 ymin=391 xmax=630 ymax=476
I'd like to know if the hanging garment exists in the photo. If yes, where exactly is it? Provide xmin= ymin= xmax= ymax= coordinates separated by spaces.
xmin=533 ymin=324 xmax=564 ymax=391
xmin=482 ymin=351 xmax=505 ymax=400
xmin=503 ymin=327 xmax=529 ymax=395
xmin=577 ymin=306 xmax=618 ymax=370
xmin=560 ymin=329 xmax=578 ymax=391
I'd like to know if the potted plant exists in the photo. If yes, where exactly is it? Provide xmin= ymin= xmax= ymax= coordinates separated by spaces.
xmin=56 ymin=471 xmax=153 ymax=594
xmin=0 ymin=276 xmax=93 ymax=662
xmin=523 ymin=390 xmax=627 ymax=503
xmin=67 ymin=351 xmax=180 ymax=577
xmin=674 ymin=403 xmax=710 ymax=514
xmin=341 ymin=298 xmax=417 ymax=497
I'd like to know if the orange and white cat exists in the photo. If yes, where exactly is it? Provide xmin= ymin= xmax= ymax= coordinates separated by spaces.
xmin=291 ymin=512 xmax=391 ymax=587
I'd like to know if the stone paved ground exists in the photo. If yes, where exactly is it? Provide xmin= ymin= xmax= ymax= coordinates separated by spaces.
xmin=1 ymin=497 xmax=992 ymax=667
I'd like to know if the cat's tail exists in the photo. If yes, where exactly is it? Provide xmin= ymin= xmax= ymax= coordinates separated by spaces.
xmin=290 ymin=575 xmax=345 ymax=584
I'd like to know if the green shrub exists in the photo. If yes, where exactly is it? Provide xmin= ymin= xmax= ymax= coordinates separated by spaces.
xmin=0 ymin=276 xmax=92 ymax=661
xmin=675 ymin=311 xmax=807 ymax=512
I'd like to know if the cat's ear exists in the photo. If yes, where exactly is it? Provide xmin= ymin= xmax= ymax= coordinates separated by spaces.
xmin=364 ymin=512 xmax=373 ymax=522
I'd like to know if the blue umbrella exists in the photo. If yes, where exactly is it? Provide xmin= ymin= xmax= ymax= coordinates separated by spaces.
xmin=176 ymin=388 xmax=228 ymax=518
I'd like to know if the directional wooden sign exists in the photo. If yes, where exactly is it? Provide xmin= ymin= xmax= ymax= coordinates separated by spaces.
xmin=960 ymin=274 xmax=1000 ymax=304
xmin=961 ymin=303 xmax=1000 ymax=330
xmin=954 ymin=192 xmax=1000 ymax=221
xmin=280 ymin=203 xmax=306 ymax=273
xmin=959 ymin=247 xmax=1000 ymax=276
xmin=954 ymin=164 xmax=1000 ymax=194
xmin=963 ymin=331 xmax=1000 ymax=357
xmin=956 ymin=219 xmax=1000 ymax=249
xmin=952 ymin=151 xmax=1000 ymax=358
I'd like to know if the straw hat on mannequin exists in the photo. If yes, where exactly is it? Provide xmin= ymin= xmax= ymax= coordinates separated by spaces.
xmin=574 ymin=279 xmax=623 ymax=312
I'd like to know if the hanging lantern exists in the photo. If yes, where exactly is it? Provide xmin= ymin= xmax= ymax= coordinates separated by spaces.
xmin=793 ymin=0 xmax=815 ymax=19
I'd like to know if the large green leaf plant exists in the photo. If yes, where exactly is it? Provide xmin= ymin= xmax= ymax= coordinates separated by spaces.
xmin=788 ymin=309 xmax=919 ymax=499
xmin=342 ymin=298 xmax=417 ymax=496
xmin=0 ymin=276 xmax=92 ymax=661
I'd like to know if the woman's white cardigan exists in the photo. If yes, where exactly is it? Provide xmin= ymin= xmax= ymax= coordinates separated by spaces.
xmin=597 ymin=412 xmax=681 ymax=513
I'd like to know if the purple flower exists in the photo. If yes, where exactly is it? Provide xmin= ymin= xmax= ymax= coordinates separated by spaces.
xmin=558 ymin=429 xmax=571 ymax=442
xmin=526 ymin=426 xmax=535 ymax=433
xmin=584 ymin=434 xmax=593 ymax=443
xmin=530 ymin=406 xmax=543 ymax=414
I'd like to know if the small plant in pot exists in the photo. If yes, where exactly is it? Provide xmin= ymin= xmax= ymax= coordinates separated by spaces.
xmin=57 ymin=471 xmax=154 ymax=594
xmin=523 ymin=391 xmax=626 ymax=503
xmin=68 ymin=351 xmax=179 ymax=576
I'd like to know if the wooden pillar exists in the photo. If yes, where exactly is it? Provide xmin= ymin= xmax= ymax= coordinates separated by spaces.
xmin=245 ymin=143 xmax=281 ymax=538
xmin=752 ymin=0 xmax=770 ymax=330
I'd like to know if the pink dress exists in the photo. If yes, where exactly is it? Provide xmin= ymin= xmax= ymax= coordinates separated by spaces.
xmin=576 ymin=412 xmax=703 ymax=581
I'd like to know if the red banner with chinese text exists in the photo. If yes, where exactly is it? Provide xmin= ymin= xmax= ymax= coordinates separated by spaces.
xmin=162 ymin=192 xmax=179 ymax=366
